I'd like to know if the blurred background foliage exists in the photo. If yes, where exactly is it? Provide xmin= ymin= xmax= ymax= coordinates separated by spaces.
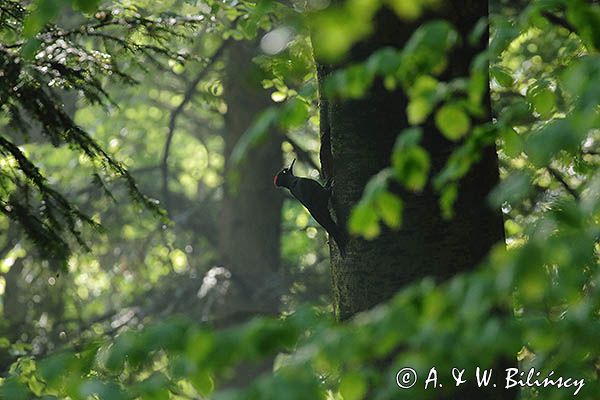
xmin=0 ymin=0 xmax=599 ymax=399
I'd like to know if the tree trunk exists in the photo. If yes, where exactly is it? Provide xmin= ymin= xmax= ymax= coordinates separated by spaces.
xmin=213 ymin=38 xmax=285 ymax=390
xmin=318 ymin=2 xmax=501 ymax=319
xmin=218 ymin=39 xmax=284 ymax=317
xmin=316 ymin=2 xmax=517 ymax=398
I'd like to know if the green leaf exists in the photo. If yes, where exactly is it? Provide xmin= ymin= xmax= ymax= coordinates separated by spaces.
xmin=310 ymin=7 xmax=374 ymax=62
xmin=365 ymin=47 xmax=402 ymax=76
xmin=469 ymin=17 xmax=488 ymax=46
xmin=280 ymin=98 xmax=309 ymax=129
xmin=468 ymin=53 xmax=488 ymax=106
xmin=375 ymin=191 xmax=403 ymax=229
xmin=392 ymin=146 xmax=430 ymax=191
xmin=0 ymin=378 xmax=30 ymax=400
xmin=73 ymin=0 xmax=101 ymax=13
xmin=38 ymin=352 xmax=78 ymax=386
xmin=339 ymin=371 xmax=367 ymax=400
xmin=394 ymin=127 xmax=423 ymax=148
xmin=407 ymin=97 xmax=432 ymax=125
xmin=500 ymin=127 xmax=523 ymax=158
xmin=192 ymin=372 xmax=214 ymax=396
xmin=406 ymin=75 xmax=440 ymax=126
xmin=405 ymin=20 xmax=458 ymax=54
xmin=20 ymin=39 xmax=42 ymax=60
xmin=529 ymin=87 xmax=556 ymax=119
xmin=435 ymin=104 xmax=471 ymax=140
xmin=386 ymin=0 xmax=422 ymax=20
xmin=490 ymin=65 xmax=514 ymax=87
xmin=409 ymin=75 xmax=439 ymax=98
xmin=79 ymin=379 xmax=128 ymax=400
xmin=347 ymin=65 xmax=374 ymax=99
xmin=361 ymin=169 xmax=392 ymax=201
xmin=488 ymin=172 xmax=531 ymax=208
xmin=525 ymin=119 xmax=581 ymax=167
xmin=391 ymin=128 xmax=430 ymax=191
xmin=230 ymin=108 xmax=278 ymax=167
xmin=566 ymin=0 xmax=600 ymax=51
xmin=23 ymin=0 xmax=76 ymax=38
xmin=439 ymin=184 xmax=458 ymax=220
xmin=348 ymin=204 xmax=380 ymax=239
xmin=500 ymin=99 xmax=531 ymax=126
xmin=489 ymin=15 xmax=520 ymax=58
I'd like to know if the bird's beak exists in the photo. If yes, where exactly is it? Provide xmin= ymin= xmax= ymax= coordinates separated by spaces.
xmin=289 ymin=159 xmax=296 ymax=174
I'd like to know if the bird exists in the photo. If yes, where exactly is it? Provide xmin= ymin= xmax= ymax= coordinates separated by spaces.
xmin=274 ymin=159 xmax=346 ymax=255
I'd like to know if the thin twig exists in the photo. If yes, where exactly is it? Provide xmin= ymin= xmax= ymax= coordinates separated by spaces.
xmin=286 ymin=136 xmax=321 ymax=173
xmin=161 ymin=39 xmax=230 ymax=210
xmin=547 ymin=166 xmax=579 ymax=199
xmin=541 ymin=11 xmax=577 ymax=34
xmin=582 ymin=148 xmax=600 ymax=156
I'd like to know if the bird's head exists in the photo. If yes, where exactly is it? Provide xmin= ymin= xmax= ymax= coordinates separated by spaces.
xmin=274 ymin=159 xmax=295 ymax=188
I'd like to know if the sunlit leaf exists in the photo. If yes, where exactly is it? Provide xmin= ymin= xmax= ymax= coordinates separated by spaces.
xmin=348 ymin=204 xmax=380 ymax=239
xmin=230 ymin=108 xmax=278 ymax=167
xmin=339 ymin=371 xmax=367 ymax=400
xmin=375 ymin=191 xmax=403 ymax=229
xmin=528 ymin=86 xmax=556 ymax=119
xmin=490 ymin=65 xmax=514 ymax=87
xmin=407 ymin=97 xmax=433 ymax=125
xmin=435 ymin=104 xmax=471 ymax=140
xmin=439 ymin=183 xmax=458 ymax=220
xmin=392 ymin=128 xmax=430 ymax=191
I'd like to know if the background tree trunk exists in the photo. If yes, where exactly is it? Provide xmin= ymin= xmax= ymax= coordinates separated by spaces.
xmin=218 ymin=39 xmax=284 ymax=317
xmin=214 ymin=38 xmax=285 ymax=389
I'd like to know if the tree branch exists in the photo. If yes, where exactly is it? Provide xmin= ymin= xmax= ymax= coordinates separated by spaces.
xmin=547 ymin=166 xmax=579 ymax=199
xmin=286 ymin=136 xmax=320 ymax=173
xmin=541 ymin=11 xmax=578 ymax=34
xmin=161 ymin=40 xmax=230 ymax=211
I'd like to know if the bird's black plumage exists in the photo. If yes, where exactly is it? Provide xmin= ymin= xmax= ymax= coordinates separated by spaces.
xmin=275 ymin=160 xmax=346 ymax=255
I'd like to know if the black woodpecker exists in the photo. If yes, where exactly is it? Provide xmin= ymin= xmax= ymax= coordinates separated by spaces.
xmin=274 ymin=159 xmax=346 ymax=255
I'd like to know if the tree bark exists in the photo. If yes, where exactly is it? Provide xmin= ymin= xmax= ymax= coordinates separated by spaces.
xmin=318 ymin=1 xmax=501 ymax=319
xmin=315 ymin=2 xmax=517 ymax=398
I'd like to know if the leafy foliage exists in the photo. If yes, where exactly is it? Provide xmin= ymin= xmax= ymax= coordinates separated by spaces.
xmin=0 ymin=0 xmax=212 ymax=267
xmin=1 ymin=0 xmax=599 ymax=399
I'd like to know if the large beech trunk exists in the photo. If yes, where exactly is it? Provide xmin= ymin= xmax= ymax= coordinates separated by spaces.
xmin=315 ymin=2 xmax=517 ymax=398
